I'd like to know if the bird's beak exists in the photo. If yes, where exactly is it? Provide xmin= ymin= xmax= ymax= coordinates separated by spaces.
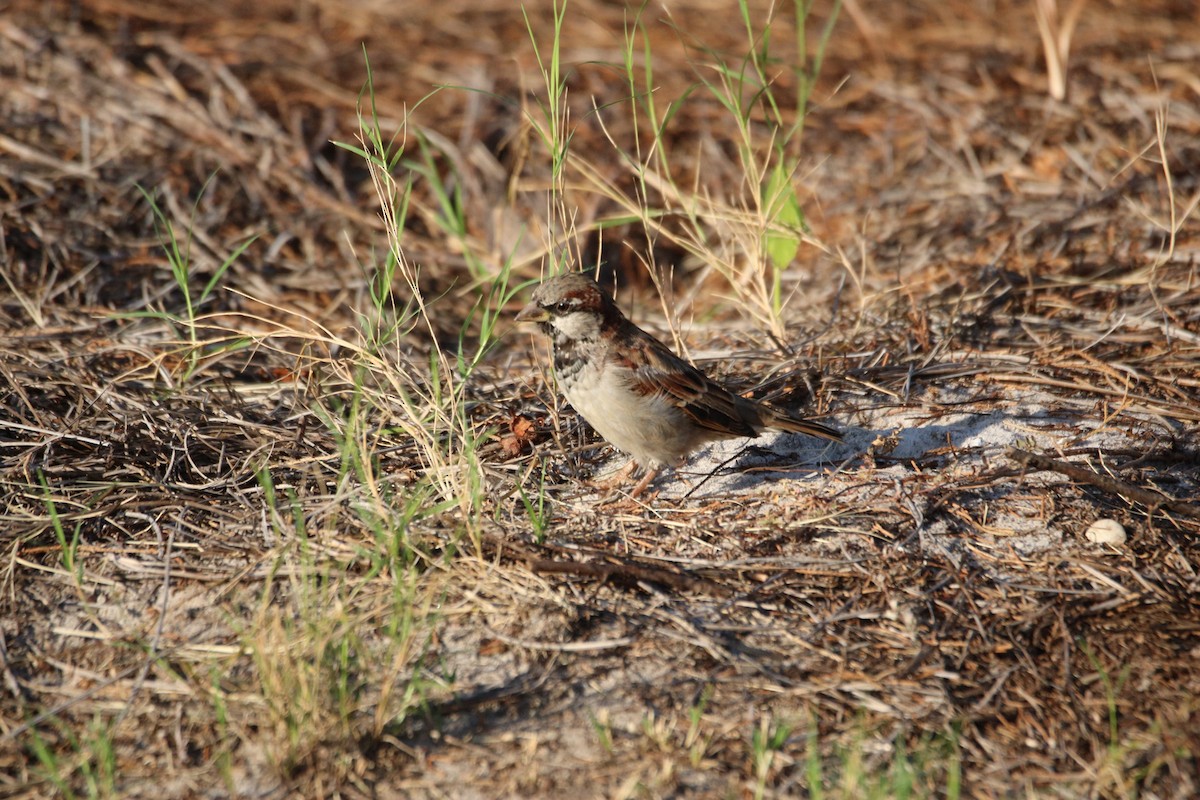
xmin=515 ymin=301 xmax=549 ymax=323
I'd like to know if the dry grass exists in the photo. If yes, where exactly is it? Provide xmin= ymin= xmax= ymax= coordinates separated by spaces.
xmin=2 ymin=0 xmax=1199 ymax=798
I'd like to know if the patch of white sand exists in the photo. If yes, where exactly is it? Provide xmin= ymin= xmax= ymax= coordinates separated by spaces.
xmin=588 ymin=383 xmax=1156 ymax=557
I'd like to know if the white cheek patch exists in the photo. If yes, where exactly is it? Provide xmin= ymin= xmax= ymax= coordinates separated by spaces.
xmin=551 ymin=311 xmax=600 ymax=341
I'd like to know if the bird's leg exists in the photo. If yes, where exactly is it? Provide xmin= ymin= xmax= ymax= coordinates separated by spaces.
xmin=592 ymin=459 xmax=659 ymax=500
xmin=628 ymin=466 xmax=659 ymax=498
xmin=594 ymin=458 xmax=639 ymax=488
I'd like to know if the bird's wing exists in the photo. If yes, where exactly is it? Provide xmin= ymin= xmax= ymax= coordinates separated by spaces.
xmin=611 ymin=323 xmax=761 ymax=438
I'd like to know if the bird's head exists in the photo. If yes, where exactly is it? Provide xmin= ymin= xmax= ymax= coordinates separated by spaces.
xmin=516 ymin=273 xmax=617 ymax=343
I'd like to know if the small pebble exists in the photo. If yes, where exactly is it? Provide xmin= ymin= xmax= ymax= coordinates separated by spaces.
xmin=1084 ymin=518 xmax=1126 ymax=545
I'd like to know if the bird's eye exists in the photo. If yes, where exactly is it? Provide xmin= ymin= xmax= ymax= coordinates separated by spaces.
xmin=553 ymin=301 xmax=571 ymax=313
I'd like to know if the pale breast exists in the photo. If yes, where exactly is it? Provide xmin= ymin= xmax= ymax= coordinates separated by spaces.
xmin=561 ymin=363 xmax=716 ymax=468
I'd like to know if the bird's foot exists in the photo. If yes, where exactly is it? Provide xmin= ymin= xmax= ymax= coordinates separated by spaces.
xmin=592 ymin=460 xmax=660 ymax=501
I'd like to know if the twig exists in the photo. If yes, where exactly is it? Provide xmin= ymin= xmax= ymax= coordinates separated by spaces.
xmin=481 ymin=533 xmax=732 ymax=597
xmin=1006 ymin=447 xmax=1200 ymax=518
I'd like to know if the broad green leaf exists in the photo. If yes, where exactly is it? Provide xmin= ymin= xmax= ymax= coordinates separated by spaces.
xmin=763 ymin=161 xmax=806 ymax=271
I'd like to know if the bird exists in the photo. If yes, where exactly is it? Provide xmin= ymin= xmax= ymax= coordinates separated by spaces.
xmin=516 ymin=273 xmax=842 ymax=496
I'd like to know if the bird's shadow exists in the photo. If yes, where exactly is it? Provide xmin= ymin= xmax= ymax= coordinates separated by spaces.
xmin=671 ymin=407 xmax=1050 ymax=499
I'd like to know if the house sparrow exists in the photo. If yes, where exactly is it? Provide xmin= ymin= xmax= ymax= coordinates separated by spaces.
xmin=516 ymin=273 xmax=842 ymax=496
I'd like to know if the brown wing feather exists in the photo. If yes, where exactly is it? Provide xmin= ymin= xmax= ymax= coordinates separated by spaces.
xmin=611 ymin=322 xmax=764 ymax=438
xmin=611 ymin=319 xmax=843 ymax=443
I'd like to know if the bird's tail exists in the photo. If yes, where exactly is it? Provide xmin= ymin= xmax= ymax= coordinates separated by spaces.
xmin=764 ymin=410 xmax=843 ymax=442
